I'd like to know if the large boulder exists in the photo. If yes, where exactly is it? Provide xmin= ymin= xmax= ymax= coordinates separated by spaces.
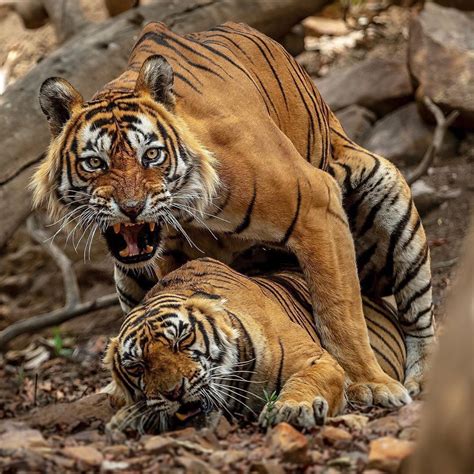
xmin=363 ymin=103 xmax=458 ymax=167
xmin=336 ymin=105 xmax=376 ymax=143
xmin=315 ymin=57 xmax=413 ymax=116
xmin=408 ymin=3 xmax=474 ymax=129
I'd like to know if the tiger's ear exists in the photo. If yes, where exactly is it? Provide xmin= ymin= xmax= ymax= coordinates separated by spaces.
xmin=39 ymin=77 xmax=83 ymax=137
xmin=135 ymin=55 xmax=174 ymax=108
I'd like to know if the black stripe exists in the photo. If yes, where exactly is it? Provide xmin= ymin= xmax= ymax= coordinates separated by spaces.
xmin=275 ymin=339 xmax=285 ymax=395
xmin=233 ymin=183 xmax=256 ymax=234
xmin=280 ymin=182 xmax=301 ymax=245
xmin=398 ymin=281 xmax=432 ymax=316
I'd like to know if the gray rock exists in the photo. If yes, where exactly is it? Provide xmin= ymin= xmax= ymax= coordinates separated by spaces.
xmin=336 ymin=105 xmax=376 ymax=143
xmin=409 ymin=3 xmax=474 ymax=128
xmin=427 ymin=0 xmax=474 ymax=10
xmin=363 ymin=103 xmax=458 ymax=167
xmin=315 ymin=57 xmax=413 ymax=116
xmin=410 ymin=181 xmax=443 ymax=217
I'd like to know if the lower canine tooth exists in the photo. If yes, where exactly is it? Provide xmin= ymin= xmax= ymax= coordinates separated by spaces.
xmin=145 ymin=245 xmax=154 ymax=253
xmin=119 ymin=248 xmax=129 ymax=257
xmin=113 ymin=224 xmax=121 ymax=234
xmin=149 ymin=222 xmax=155 ymax=232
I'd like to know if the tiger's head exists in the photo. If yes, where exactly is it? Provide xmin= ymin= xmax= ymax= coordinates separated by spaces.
xmin=32 ymin=55 xmax=218 ymax=268
xmin=104 ymin=292 xmax=239 ymax=433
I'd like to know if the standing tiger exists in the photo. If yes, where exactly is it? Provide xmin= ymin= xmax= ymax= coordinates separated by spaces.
xmin=105 ymin=257 xmax=407 ymax=432
xmin=32 ymin=21 xmax=434 ymax=405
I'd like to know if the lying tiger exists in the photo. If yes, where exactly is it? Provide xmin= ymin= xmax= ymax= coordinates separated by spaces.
xmin=33 ymin=21 xmax=433 ymax=405
xmin=105 ymin=257 xmax=406 ymax=432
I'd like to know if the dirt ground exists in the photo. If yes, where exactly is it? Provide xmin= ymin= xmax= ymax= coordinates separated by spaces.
xmin=0 ymin=2 xmax=472 ymax=473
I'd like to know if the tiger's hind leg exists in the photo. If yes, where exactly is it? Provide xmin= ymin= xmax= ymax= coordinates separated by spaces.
xmin=328 ymin=123 xmax=435 ymax=397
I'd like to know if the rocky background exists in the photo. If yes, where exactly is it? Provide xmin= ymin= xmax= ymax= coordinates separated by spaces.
xmin=0 ymin=0 xmax=472 ymax=472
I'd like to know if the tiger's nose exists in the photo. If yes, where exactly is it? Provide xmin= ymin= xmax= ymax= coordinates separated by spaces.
xmin=119 ymin=200 xmax=144 ymax=220
xmin=163 ymin=380 xmax=185 ymax=401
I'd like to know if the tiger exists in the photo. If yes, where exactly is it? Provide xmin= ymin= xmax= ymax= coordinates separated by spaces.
xmin=104 ymin=257 xmax=407 ymax=433
xmin=32 ymin=21 xmax=433 ymax=405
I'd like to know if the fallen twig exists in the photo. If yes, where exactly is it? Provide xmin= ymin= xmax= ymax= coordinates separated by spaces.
xmin=407 ymin=97 xmax=459 ymax=185
xmin=0 ymin=214 xmax=119 ymax=351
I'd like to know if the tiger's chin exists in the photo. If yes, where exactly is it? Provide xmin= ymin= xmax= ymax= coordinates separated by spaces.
xmin=103 ymin=221 xmax=163 ymax=266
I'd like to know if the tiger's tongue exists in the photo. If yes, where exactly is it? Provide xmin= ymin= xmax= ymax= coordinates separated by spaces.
xmin=122 ymin=226 xmax=141 ymax=256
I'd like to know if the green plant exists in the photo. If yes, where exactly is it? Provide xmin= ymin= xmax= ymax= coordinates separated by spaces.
xmin=261 ymin=389 xmax=279 ymax=427
xmin=52 ymin=327 xmax=73 ymax=357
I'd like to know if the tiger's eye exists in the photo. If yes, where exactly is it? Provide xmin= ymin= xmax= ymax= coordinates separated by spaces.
xmin=127 ymin=364 xmax=144 ymax=377
xmin=146 ymin=148 xmax=158 ymax=160
xmin=81 ymin=156 xmax=106 ymax=172
xmin=88 ymin=157 xmax=103 ymax=168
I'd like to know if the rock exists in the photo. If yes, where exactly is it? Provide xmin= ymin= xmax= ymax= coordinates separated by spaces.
xmin=315 ymin=58 xmax=413 ymax=116
xmin=368 ymin=436 xmax=415 ymax=473
xmin=143 ymin=435 xmax=176 ymax=454
xmin=280 ymin=24 xmax=305 ymax=57
xmin=409 ymin=3 xmax=474 ymax=128
xmin=336 ymin=105 xmax=376 ymax=143
xmin=331 ymin=413 xmax=369 ymax=431
xmin=365 ymin=416 xmax=400 ymax=436
xmin=63 ymin=446 xmax=104 ymax=466
xmin=209 ymin=449 xmax=246 ymax=467
xmin=267 ymin=422 xmax=309 ymax=464
xmin=178 ymin=452 xmax=219 ymax=474
xmin=428 ymin=0 xmax=474 ymax=9
xmin=20 ymin=393 xmax=115 ymax=431
xmin=0 ymin=423 xmax=48 ymax=452
xmin=296 ymin=50 xmax=321 ymax=77
xmin=101 ymin=460 xmax=130 ymax=471
xmin=302 ymin=16 xmax=350 ymax=37
xmin=251 ymin=460 xmax=286 ymax=474
xmin=214 ymin=415 xmax=232 ymax=439
xmin=363 ymin=103 xmax=458 ymax=167
xmin=399 ymin=427 xmax=420 ymax=441
xmin=398 ymin=401 xmax=423 ymax=428
xmin=321 ymin=425 xmax=353 ymax=444
xmin=411 ymin=180 xmax=443 ymax=216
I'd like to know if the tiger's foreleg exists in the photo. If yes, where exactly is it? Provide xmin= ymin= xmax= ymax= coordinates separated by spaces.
xmin=259 ymin=350 xmax=345 ymax=429
xmin=288 ymin=169 xmax=410 ymax=406
xmin=328 ymin=127 xmax=435 ymax=396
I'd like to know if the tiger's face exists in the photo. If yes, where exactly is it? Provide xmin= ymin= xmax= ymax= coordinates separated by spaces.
xmin=33 ymin=55 xmax=218 ymax=268
xmin=105 ymin=293 xmax=238 ymax=433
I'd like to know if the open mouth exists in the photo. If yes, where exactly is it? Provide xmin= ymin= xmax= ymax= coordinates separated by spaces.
xmin=103 ymin=222 xmax=162 ymax=264
xmin=174 ymin=401 xmax=204 ymax=422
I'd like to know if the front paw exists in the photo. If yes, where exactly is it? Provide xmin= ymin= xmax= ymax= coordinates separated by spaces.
xmin=347 ymin=378 xmax=412 ymax=407
xmin=259 ymin=397 xmax=329 ymax=430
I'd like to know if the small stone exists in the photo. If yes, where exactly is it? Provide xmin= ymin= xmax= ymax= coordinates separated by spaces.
xmin=178 ymin=452 xmax=219 ymax=474
xmin=321 ymin=425 xmax=353 ymax=444
xmin=267 ymin=422 xmax=309 ymax=464
xmin=214 ymin=415 xmax=232 ymax=439
xmin=251 ymin=460 xmax=286 ymax=474
xmin=331 ymin=414 xmax=369 ymax=431
xmin=399 ymin=427 xmax=419 ymax=441
xmin=302 ymin=16 xmax=350 ymax=37
xmin=0 ymin=425 xmax=47 ymax=452
xmin=368 ymin=436 xmax=415 ymax=473
xmin=102 ymin=460 xmax=130 ymax=471
xmin=63 ymin=446 xmax=104 ymax=466
xmin=103 ymin=444 xmax=130 ymax=457
xmin=209 ymin=449 xmax=246 ymax=467
xmin=143 ymin=435 xmax=175 ymax=454
xmin=366 ymin=416 xmax=401 ymax=436
xmin=398 ymin=401 xmax=423 ymax=428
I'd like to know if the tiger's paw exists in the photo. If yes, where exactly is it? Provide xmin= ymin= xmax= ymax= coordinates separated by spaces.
xmin=347 ymin=378 xmax=412 ymax=407
xmin=258 ymin=397 xmax=329 ymax=430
